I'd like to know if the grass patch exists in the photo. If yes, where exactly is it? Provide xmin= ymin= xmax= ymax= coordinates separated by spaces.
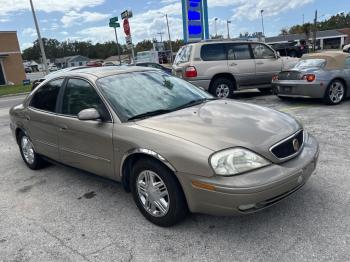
xmin=0 ymin=84 xmax=32 ymax=97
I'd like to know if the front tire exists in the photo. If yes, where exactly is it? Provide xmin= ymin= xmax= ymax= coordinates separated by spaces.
xmin=18 ymin=132 xmax=46 ymax=170
xmin=323 ymin=80 xmax=346 ymax=105
xmin=130 ymin=158 xmax=188 ymax=227
xmin=211 ymin=77 xmax=235 ymax=98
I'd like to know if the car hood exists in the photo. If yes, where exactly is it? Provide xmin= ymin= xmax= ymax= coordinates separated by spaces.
xmin=135 ymin=100 xmax=301 ymax=162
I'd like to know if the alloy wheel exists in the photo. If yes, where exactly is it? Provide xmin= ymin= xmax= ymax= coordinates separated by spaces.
xmin=215 ymin=84 xmax=230 ymax=98
xmin=21 ymin=136 xmax=35 ymax=165
xmin=136 ymin=170 xmax=170 ymax=217
xmin=329 ymin=81 xmax=344 ymax=104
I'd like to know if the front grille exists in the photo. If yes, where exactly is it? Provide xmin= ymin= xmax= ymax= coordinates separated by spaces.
xmin=278 ymin=71 xmax=301 ymax=80
xmin=270 ymin=130 xmax=304 ymax=159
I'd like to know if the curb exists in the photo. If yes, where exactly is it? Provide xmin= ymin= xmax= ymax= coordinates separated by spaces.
xmin=0 ymin=92 xmax=30 ymax=98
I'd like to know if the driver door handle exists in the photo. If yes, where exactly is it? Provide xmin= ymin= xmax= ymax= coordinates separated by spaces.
xmin=230 ymin=62 xmax=237 ymax=66
xmin=256 ymin=62 xmax=264 ymax=65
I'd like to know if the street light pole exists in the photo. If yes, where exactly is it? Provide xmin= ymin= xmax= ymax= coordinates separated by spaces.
xmin=113 ymin=27 xmax=121 ymax=65
xmin=165 ymin=14 xmax=173 ymax=63
xmin=227 ymin=20 xmax=231 ymax=39
xmin=214 ymin=18 xmax=218 ymax=37
xmin=260 ymin=9 xmax=265 ymax=37
xmin=29 ymin=0 xmax=49 ymax=75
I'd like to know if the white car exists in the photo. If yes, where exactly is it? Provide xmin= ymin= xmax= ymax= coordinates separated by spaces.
xmin=48 ymin=65 xmax=58 ymax=72
xmin=343 ymin=44 xmax=350 ymax=53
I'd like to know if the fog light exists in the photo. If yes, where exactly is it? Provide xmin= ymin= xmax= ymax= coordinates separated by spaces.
xmin=238 ymin=203 xmax=256 ymax=211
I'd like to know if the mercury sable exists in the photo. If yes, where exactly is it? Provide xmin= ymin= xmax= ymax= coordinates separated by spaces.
xmin=10 ymin=67 xmax=319 ymax=226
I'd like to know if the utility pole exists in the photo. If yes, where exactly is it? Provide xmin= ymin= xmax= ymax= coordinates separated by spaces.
xmin=157 ymin=32 xmax=164 ymax=42
xmin=214 ymin=18 xmax=218 ymax=37
xmin=302 ymin=14 xmax=304 ymax=25
xmin=260 ymin=10 xmax=265 ymax=37
xmin=165 ymin=14 xmax=173 ymax=63
xmin=313 ymin=10 xmax=317 ymax=52
xmin=226 ymin=20 xmax=231 ymax=39
xmin=29 ymin=0 xmax=49 ymax=75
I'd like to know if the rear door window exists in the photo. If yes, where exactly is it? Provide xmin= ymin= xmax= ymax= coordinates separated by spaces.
xmin=30 ymin=78 xmax=64 ymax=112
xmin=201 ymin=44 xmax=227 ymax=61
xmin=227 ymin=44 xmax=252 ymax=60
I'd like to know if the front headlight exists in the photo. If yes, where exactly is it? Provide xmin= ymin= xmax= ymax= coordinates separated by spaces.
xmin=209 ymin=148 xmax=271 ymax=176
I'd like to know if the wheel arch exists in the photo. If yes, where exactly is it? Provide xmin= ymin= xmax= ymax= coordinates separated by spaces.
xmin=209 ymin=73 xmax=237 ymax=93
xmin=15 ymin=127 xmax=27 ymax=145
xmin=120 ymin=149 xmax=177 ymax=192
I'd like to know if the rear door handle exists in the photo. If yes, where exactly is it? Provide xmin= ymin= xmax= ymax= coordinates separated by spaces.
xmin=230 ymin=63 xmax=237 ymax=66
xmin=256 ymin=62 xmax=264 ymax=65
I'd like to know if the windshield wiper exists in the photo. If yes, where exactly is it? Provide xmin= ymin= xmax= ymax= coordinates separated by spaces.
xmin=128 ymin=109 xmax=172 ymax=121
xmin=172 ymin=98 xmax=217 ymax=111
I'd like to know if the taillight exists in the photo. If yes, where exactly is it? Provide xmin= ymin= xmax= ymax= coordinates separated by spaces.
xmin=185 ymin=66 xmax=197 ymax=78
xmin=302 ymin=74 xmax=316 ymax=82
xmin=272 ymin=74 xmax=279 ymax=81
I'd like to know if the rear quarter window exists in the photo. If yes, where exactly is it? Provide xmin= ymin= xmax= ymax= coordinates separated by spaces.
xmin=174 ymin=45 xmax=192 ymax=64
xmin=201 ymin=44 xmax=226 ymax=61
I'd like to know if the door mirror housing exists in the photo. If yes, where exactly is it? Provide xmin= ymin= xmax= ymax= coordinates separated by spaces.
xmin=275 ymin=51 xmax=281 ymax=59
xmin=78 ymin=108 xmax=101 ymax=121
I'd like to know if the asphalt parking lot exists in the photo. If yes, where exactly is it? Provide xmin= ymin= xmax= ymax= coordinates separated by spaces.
xmin=0 ymin=92 xmax=349 ymax=262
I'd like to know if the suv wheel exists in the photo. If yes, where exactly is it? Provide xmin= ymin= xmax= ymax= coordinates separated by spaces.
xmin=211 ymin=77 xmax=235 ymax=98
xmin=130 ymin=158 xmax=188 ymax=227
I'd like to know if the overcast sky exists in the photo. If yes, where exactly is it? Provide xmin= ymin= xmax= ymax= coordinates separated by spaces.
xmin=0 ymin=0 xmax=348 ymax=50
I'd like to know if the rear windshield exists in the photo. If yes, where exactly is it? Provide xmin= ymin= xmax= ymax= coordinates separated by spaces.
xmin=294 ymin=59 xmax=326 ymax=69
xmin=174 ymin=45 xmax=192 ymax=64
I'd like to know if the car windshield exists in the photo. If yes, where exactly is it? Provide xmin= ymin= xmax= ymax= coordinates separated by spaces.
xmin=97 ymin=71 xmax=213 ymax=121
xmin=294 ymin=59 xmax=326 ymax=69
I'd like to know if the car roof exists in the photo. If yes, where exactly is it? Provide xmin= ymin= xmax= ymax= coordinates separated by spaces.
xmin=45 ymin=65 xmax=157 ymax=80
xmin=301 ymin=52 xmax=350 ymax=70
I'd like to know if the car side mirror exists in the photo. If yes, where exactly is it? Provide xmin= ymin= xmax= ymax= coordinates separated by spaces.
xmin=275 ymin=51 xmax=281 ymax=59
xmin=78 ymin=108 xmax=101 ymax=121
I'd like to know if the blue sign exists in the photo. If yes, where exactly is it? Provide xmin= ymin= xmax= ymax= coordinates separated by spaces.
xmin=182 ymin=0 xmax=209 ymax=43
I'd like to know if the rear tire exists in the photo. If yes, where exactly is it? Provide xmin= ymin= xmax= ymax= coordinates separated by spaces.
xmin=130 ymin=158 xmax=188 ymax=227
xmin=18 ymin=131 xmax=46 ymax=170
xmin=323 ymin=80 xmax=346 ymax=105
xmin=210 ymin=77 xmax=235 ymax=98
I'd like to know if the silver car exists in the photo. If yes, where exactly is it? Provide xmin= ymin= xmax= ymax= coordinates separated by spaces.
xmin=10 ymin=67 xmax=319 ymax=226
xmin=172 ymin=40 xmax=298 ymax=98
xmin=272 ymin=52 xmax=350 ymax=104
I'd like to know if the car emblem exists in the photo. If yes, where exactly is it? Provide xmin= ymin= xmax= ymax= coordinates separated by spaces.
xmin=292 ymin=138 xmax=300 ymax=152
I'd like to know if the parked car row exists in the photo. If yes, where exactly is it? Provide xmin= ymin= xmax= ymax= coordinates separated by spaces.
xmin=172 ymin=40 xmax=299 ymax=98
xmin=172 ymin=40 xmax=350 ymax=105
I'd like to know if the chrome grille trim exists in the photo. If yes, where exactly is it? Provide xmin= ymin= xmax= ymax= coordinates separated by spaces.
xmin=269 ymin=129 xmax=304 ymax=161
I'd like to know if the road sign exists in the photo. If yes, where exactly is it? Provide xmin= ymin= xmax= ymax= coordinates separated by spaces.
xmin=121 ymin=10 xmax=133 ymax=19
xmin=109 ymin=22 xmax=120 ymax=28
xmin=123 ymin=19 xmax=130 ymax=36
xmin=125 ymin=35 xmax=133 ymax=49
xmin=110 ymin=17 xmax=118 ymax=23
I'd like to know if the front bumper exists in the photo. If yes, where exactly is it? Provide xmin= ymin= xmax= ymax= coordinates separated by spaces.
xmin=272 ymin=80 xmax=327 ymax=98
xmin=177 ymin=134 xmax=319 ymax=216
